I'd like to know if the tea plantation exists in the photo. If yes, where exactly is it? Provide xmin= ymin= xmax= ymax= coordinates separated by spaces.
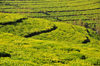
xmin=0 ymin=0 xmax=100 ymax=66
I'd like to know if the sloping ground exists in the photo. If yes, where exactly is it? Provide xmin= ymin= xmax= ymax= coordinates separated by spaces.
xmin=0 ymin=14 xmax=55 ymax=36
xmin=0 ymin=13 xmax=25 ymax=23
xmin=0 ymin=13 xmax=99 ymax=43
xmin=0 ymin=0 xmax=99 ymax=33
xmin=31 ymin=22 xmax=95 ymax=43
xmin=0 ymin=32 xmax=100 ymax=66
xmin=0 ymin=0 xmax=100 ymax=65
xmin=0 ymin=0 xmax=100 ymax=24
xmin=0 ymin=13 xmax=100 ymax=66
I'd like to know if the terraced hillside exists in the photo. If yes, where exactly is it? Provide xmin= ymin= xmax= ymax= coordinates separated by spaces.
xmin=0 ymin=0 xmax=100 ymax=23
xmin=0 ymin=0 xmax=100 ymax=66
xmin=0 ymin=12 xmax=100 ymax=66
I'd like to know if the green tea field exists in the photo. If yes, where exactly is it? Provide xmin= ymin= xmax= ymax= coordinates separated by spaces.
xmin=0 ymin=0 xmax=100 ymax=66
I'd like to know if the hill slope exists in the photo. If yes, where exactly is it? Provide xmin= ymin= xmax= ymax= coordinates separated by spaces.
xmin=0 ymin=0 xmax=100 ymax=23
xmin=0 ymin=0 xmax=100 ymax=65
xmin=0 ymin=13 xmax=100 ymax=66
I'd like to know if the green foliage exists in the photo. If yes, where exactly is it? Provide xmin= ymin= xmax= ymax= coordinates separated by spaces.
xmin=0 ymin=13 xmax=25 ymax=23
xmin=0 ymin=32 xmax=100 ymax=66
xmin=0 ymin=0 xmax=100 ymax=66
xmin=0 ymin=17 xmax=54 ymax=36
xmin=0 ymin=0 xmax=99 ymax=24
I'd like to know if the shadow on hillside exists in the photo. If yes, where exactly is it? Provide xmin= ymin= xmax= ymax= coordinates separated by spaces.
xmin=0 ymin=18 xmax=27 ymax=25
xmin=0 ymin=52 xmax=11 ymax=57
xmin=24 ymin=25 xmax=57 ymax=37
xmin=82 ymin=36 xmax=90 ymax=44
